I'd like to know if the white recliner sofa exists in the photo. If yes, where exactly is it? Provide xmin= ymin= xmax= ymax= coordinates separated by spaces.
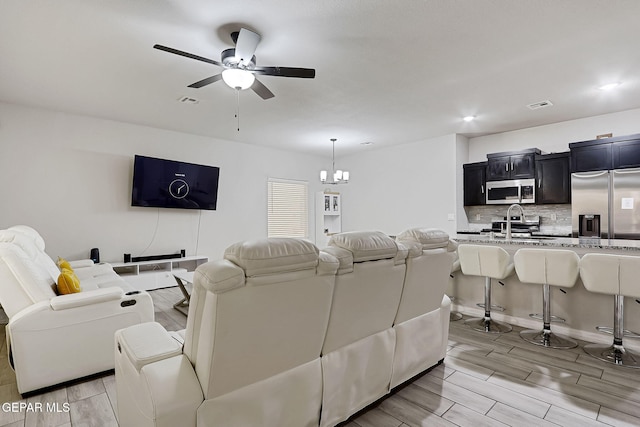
xmin=0 ymin=225 xmax=154 ymax=394
xmin=392 ymin=228 xmax=454 ymax=387
xmin=115 ymin=237 xmax=338 ymax=427
xmin=115 ymin=231 xmax=452 ymax=427
xmin=320 ymin=231 xmax=409 ymax=426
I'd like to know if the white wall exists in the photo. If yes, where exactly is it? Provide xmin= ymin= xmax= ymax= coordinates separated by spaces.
xmin=0 ymin=102 xmax=324 ymax=262
xmin=339 ymin=134 xmax=461 ymax=237
xmin=468 ymin=107 xmax=640 ymax=162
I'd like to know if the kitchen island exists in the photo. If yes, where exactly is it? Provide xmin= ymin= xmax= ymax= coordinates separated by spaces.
xmin=449 ymin=234 xmax=640 ymax=350
xmin=454 ymin=234 xmax=640 ymax=252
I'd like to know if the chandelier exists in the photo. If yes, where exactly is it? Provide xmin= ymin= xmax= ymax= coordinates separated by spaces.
xmin=320 ymin=138 xmax=349 ymax=184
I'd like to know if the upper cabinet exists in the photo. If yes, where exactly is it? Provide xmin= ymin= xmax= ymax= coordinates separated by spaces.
xmin=535 ymin=152 xmax=571 ymax=204
xmin=570 ymin=133 xmax=640 ymax=172
xmin=463 ymin=162 xmax=487 ymax=206
xmin=612 ymin=137 xmax=640 ymax=169
xmin=569 ymin=139 xmax=612 ymax=172
xmin=486 ymin=149 xmax=540 ymax=181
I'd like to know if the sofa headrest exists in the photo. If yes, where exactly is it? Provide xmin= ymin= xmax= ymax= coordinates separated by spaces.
xmin=224 ymin=238 xmax=319 ymax=277
xmin=396 ymin=228 xmax=450 ymax=250
xmin=7 ymin=225 xmax=46 ymax=251
xmin=328 ymin=231 xmax=399 ymax=262
xmin=0 ymin=230 xmax=41 ymax=260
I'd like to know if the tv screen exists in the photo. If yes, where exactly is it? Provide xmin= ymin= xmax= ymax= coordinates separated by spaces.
xmin=131 ymin=155 xmax=220 ymax=210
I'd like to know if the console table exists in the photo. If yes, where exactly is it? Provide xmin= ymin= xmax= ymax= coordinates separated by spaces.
xmin=111 ymin=255 xmax=209 ymax=291
xmin=172 ymin=271 xmax=193 ymax=316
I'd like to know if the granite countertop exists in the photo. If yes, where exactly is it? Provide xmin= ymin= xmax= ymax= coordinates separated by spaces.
xmin=453 ymin=233 xmax=640 ymax=251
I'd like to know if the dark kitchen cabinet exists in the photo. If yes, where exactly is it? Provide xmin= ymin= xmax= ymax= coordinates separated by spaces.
xmin=463 ymin=162 xmax=487 ymax=206
xmin=570 ymin=133 xmax=640 ymax=172
xmin=535 ymin=152 xmax=570 ymax=204
xmin=612 ymin=137 xmax=640 ymax=169
xmin=487 ymin=149 xmax=539 ymax=181
xmin=570 ymin=139 xmax=612 ymax=172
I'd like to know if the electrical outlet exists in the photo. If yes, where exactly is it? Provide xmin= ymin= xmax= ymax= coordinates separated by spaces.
xmin=550 ymin=213 xmax=557 ymax=221
xmin=476 ymin=213 xmax=481 ymax=221
xmin=447 ymin=213 xmax=455 ymax=221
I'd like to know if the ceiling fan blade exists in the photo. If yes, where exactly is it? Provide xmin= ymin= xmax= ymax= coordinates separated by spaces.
xmin=252 ymin=66 xmax=315 ymax=79
xmin=235 ymin=28 xmax=261 ymax=67
xmin=250 ymin=78 xmax=275 ymax=100
xmin=153 ymin=44 xmax=222 ymax=67
xmin=188 ymin=74 xmax=223 ymax=88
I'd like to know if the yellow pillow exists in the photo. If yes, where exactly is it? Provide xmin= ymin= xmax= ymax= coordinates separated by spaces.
xmin=57 ymin=257 xmax=72 ymax=271
xmin=57 ymin=269 xmax=81 ymax=295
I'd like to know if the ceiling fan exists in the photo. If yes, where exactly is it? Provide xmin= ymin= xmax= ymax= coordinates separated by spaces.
xmin=154 ymin=28 xmax=315 ymax=100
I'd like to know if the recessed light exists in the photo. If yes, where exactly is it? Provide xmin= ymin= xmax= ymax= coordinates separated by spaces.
xmin=463 ymin=116 xmax=475 ymax=122
xmin=598 ymin=82 xmax=621 ymax=91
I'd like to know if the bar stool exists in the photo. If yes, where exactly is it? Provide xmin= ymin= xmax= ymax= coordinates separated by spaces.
xmin=514 ymin=248 xmax=579 ymax=349
xmin=457 ymin=244 xmax=514 ymax=333
xmin=580 ymin=253 xmax=640 ymax=367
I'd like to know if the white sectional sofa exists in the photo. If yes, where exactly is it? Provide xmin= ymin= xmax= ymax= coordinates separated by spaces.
xmin=0 ymin=225 xmax=154 ymax=394
xmin=115 ymin=229 xmax=453 ymax=427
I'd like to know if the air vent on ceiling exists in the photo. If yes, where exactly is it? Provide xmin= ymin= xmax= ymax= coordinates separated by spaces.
xmin=527 ymin=100 xmax=553 ymax=110
xmin=178 ymin=96 xmax=199 ymax=104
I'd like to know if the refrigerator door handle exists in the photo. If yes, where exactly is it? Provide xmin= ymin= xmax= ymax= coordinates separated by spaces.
xmin=573 ymin=171 xmax=609 ymax=178
xmin=613 ymin=168 xmax=640 ymax=175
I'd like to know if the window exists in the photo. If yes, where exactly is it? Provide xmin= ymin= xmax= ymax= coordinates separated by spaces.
xmin=267 ymin=178 xmax=309 ymax=238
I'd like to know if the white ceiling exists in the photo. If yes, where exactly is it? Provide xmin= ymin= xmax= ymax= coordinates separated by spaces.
xmin=2 ymin=0 xmax=640 ymax=158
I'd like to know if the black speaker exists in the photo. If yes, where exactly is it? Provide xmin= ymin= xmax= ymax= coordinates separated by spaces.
xmin=124 ymin=253 xmax=131 ymax=263
xmin=90 ymin=248 xmax=100 ymax=264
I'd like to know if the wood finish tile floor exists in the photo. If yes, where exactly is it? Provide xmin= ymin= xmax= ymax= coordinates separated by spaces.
xmin=2 ymin=289 xmax=640 ymax=426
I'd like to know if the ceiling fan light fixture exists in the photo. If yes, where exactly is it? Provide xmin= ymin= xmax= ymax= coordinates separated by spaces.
xmin=222 ymin=68 xmax=255 ymax=90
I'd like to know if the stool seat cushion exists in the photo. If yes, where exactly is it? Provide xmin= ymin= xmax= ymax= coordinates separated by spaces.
xmin=580 ymin=253 xmax=640 ymax=298
xmin=457 ymin=244 xmax=514 ymax=280
xmin=514 ymin=248 xmax=579 ymax=288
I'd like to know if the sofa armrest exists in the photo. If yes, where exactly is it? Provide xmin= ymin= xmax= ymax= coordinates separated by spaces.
xmin=50 ymin=287 xmax=123 ymax=310
xmin=116 ymin=353 xmax=203 ymax=427
xmin=116 ymin=322 xmax=183 ymax=372
xmin=7 ymin=291 xmax=154 ymax=393
xmin=69 ymin=259 xmax=96 ymax=269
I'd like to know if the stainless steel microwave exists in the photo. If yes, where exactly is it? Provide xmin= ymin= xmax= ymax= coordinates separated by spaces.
xmin=486 ymin=179 xmax=536 ymax=204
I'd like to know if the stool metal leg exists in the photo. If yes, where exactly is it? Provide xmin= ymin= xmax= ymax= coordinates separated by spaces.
xmin=585 ymin=295 xmax=640 ymax=367
xmin=520 ymin=284 xmax=577 ymax=349
xmin=465 ymin=277 xmax=512 ymax=333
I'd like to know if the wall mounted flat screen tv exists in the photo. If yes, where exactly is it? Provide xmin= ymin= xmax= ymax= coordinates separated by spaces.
xmin=131 ymin=155 xmax=220 ymax=210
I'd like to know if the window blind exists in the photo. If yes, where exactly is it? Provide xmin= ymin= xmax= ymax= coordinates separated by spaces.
xmin=267 ymin=178 xmax=309 ymax=238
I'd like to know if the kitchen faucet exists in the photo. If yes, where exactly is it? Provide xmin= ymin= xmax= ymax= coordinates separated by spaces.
xmin=506 ymin=204 xmax=525 ymax=240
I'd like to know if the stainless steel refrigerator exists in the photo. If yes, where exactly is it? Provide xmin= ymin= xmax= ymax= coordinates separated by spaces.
xmin=572 ymin=168 xmax=640 ymax=239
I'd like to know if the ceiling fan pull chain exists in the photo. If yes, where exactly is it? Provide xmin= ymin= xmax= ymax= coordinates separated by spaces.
xmin=236 ymin=88 xmax=240 ymax=131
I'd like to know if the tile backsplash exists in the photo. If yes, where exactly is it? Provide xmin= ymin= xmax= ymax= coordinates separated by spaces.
xmin=463 ymin=204 xmax=572 ymax=234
